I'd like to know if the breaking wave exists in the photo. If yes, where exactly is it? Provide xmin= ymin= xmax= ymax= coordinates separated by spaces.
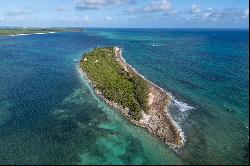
xmin=172 ymin=97 xmax=196 ymax=112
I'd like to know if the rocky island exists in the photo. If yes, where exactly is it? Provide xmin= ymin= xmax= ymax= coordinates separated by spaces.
xmin=80 ymin=47 xmax=185 ymax=149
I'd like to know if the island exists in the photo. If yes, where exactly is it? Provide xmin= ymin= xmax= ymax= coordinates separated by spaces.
xmin=0 ymin=27 xmax=83 ymax=36
xmin=80 ymin=47 xmax=185 ymax=149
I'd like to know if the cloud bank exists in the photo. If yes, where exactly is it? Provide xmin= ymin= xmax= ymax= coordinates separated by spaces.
xmin=126 ymin=0 xmax=171 ymax=14
xmin=75 ymin=0 xmax=137 ymax=10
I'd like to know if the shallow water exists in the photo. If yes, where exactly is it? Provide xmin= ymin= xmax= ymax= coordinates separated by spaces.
xmin=0 ymin=29 xmax=249 ymax=164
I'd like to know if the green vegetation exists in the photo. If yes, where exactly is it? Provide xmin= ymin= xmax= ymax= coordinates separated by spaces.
xmin=80 ymin=47 xmax=149 ymax=120
xmin=0 ymin=27 xmax=83 ymax=36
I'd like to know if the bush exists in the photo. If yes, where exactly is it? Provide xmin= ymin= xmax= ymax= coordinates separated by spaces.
xmin=81 ymin=47 xmax=149 ymax=120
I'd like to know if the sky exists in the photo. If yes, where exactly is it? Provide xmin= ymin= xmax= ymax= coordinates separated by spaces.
xmin=0 ymin=0 xmax=249 ymax=28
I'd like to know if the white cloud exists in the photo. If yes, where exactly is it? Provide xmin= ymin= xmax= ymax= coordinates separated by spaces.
xmin=243 ymin=8 xmax=249 ymax=18
xmin=106 ymin=16 xmax=113 ymax=21
xmin=75 ymin=0 xmax=137 ymax=10
xmin=59 ymin=17 xmax=67 ymax=21
xmin=1 ymin=9 xmax=34 ymax=22
xmin=83 ymin=16 xmax=91 ymax=22
xmin=0 ymin=16 xmax=5 ymax=21
xmin=59 ymin=16 xmax=91 ymax=23
xmin=126 ymin=0 xmax=172 ymax=14
xmin=191 ymin=4 xmax=201 ymax=14
xmin=143 ymin=0 xmax=171 ymax=13
xmin=4 ymin=9 xmax=31 ymax=17
xmin=72 ymin=15 xmax=81 ymax=22
xmin=56 ymin=5 xmax=71 ymax=12
xmin=188 ymin=7 xmax=249 ymax=23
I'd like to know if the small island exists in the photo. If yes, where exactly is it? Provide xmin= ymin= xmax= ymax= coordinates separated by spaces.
xmin=0 ymin=27 xmax=83 ymax=36
xmin=80 ymin=47 xmax=185 ymax=149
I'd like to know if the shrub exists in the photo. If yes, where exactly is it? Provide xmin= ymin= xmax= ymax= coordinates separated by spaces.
xmin=81 ymin=47 xmax=149 ymax=120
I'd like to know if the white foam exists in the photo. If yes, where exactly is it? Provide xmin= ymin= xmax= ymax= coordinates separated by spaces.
xmin=9 ymin=32 xmax=56 ymax=37
xmin=172 ymin=98 xmax=196 ymax=112
xmin=9 ymin=34 xmax=29 ymax=36
xmin=17 ymin=34 xmax=29 ymax=36
xmin=152 ymin=44 xmax=158 ymax=47
xmin=18 ymin=34 xmax=29 ymax=36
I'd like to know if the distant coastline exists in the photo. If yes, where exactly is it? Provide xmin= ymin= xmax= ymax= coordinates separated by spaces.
xmin=79 ymin=47 xmax=185 ymax=149
xmin=0 ymin=28 xmax=83 ymax=36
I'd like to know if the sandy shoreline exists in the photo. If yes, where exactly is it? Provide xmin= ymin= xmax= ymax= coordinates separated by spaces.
xmin=79 ymin=47 xmax=185 ymax=149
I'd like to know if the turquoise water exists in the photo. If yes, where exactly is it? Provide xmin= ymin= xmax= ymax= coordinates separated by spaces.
xmin=0 ymin=29 xmax=248 ymax=164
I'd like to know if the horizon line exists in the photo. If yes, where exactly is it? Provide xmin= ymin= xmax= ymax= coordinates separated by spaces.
xmin=0 ymin=26 xmax=249 ymax=30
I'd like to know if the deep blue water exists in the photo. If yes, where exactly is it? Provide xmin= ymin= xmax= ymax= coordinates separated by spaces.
xmin=0 ymin=29 xmax=249 ymax=164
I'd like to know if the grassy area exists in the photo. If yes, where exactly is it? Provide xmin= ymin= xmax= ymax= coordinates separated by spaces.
xmin=0 ymin=28 xmax=83 ymax=36
xmin=80 ymin=47 xmax=149 ymax=120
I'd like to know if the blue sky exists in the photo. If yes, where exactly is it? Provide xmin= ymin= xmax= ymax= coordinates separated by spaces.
xmin=0 ymin=0 xmax=249 ymax=28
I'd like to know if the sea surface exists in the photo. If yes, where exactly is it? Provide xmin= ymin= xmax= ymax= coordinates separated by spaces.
xmin=0 ymin=29 xmax=249 ymax=165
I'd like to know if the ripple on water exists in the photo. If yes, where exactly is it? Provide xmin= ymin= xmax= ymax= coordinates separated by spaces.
xmin=0 ymin=100 xmax=13 ymax=126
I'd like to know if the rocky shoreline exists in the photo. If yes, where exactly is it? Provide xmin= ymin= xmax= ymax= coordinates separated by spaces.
xmin=79 ymin=47 xmax=185 ymax=149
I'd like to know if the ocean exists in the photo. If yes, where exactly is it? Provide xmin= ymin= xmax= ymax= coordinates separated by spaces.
xmin=0 ymin=29 xmax=249 ymax=164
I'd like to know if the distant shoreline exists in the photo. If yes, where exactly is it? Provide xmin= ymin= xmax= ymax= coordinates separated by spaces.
xmin=0 ymin=28 xmax=83 ymax=36
xmin=79 ymin=47 xmax=185 ymax=149
xmin=8 ymin=32 xmax=57 ymax=37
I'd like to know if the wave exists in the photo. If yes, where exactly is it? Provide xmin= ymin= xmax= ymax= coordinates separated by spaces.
xmin=9 ymin=32 xmax=57 ymax=37
xmin=118 ymin=46 xmax=194 ymax=114
xmin=172 ymin=97 xmax=196 ymax=112
xmin=10 ymin=34 xmax=29 ymax=36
